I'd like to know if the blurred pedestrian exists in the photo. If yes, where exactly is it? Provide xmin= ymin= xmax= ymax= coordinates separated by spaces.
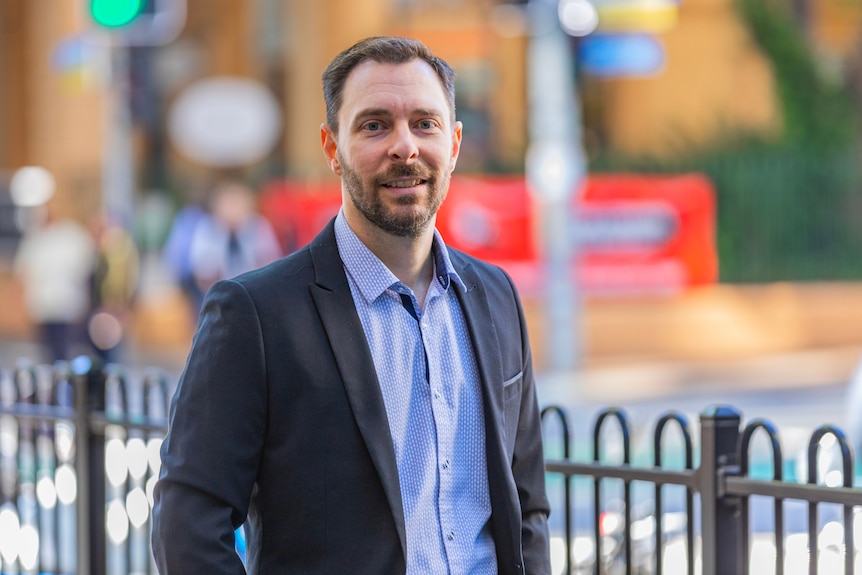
xmin=161 ymin=189 xmax=209 ymax=323
xmin=13 ymin=200 xmax=96 ymax=362
xmin=86 ymin=214 xmax=140 ymax=363
xmin=153 ymin=36 xmax=551 ymax=575
xmin=187 ymin=179 xmax=282 ymax=302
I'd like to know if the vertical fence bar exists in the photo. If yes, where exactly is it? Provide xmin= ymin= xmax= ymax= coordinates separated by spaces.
xmin=73 ymin=360 xmax=107 ymax=575
xmin=593 ymin=408 xmax=631 ymax=575
xmin=54 ymin=364 xmax=78 ymax=575
xmin=737 ymin=419 xmax=784 ymax=575
xmin=653 ymin=412 xmax=694 ymax=575
xmin=144 ymin=368 xmax=170 ymax=575
xmin=806 ymin=425 xmax=855 ymax=575
xmin=73 ymin=363 xmax=91 ymax=575
xmin=540 ymin=406 xmax=572 ymax=575
xmin=699 ymin=405 xmax=743 ymax=575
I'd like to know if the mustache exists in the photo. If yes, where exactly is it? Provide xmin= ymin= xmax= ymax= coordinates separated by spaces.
xmin=375 ymin=164 xmax=433 ymax=184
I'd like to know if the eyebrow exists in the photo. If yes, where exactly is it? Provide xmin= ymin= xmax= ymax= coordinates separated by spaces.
xmin=351 ymin=107 xmax=446 ymax=129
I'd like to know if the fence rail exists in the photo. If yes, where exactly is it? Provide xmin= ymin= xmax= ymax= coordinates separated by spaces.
xmin=2 ymin=359 xmax=861 ymax=574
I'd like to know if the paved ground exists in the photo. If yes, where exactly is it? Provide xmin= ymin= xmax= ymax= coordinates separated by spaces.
xmin=549 ymin=343 xmax=862 ymax=404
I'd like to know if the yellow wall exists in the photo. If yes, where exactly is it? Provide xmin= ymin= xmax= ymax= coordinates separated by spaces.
xmin=23 ymin=1 xmax=105 ymax=220
xmin=0 ymin=1 xmax=29 ymax=170
xmin=592 ymin=0 xmax=780 ymax=157
xmin=814 ymin=0 xmax=862 ymax=55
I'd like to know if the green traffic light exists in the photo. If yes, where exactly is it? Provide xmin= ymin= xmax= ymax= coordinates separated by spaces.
xmin=91 ymin=0 xmax=145 ymax=27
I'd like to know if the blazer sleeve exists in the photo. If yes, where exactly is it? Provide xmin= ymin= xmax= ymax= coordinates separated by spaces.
xmin=509 ymin=275 xmax=552 ymax=575
xmin=152 ymin=279 xmax=267 ymax=574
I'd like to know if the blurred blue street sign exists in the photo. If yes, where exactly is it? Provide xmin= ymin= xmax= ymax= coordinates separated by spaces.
xmin=52 ymin=35 xmax=102 ymax=91
xmin=578 ymin=33 xmax=665 ymax=77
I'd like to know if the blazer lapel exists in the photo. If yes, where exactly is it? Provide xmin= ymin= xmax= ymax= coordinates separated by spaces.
xmin=307 ymin=221 xmax=407 ymax=557
xmin=453 ymin=258 xmax=505 ymax=424
xmin=452 ymin=252 xmax=522 ymax=566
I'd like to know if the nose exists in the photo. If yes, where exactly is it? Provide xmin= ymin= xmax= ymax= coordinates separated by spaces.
xmin=387 ymin=123 xmax=419 ymax=163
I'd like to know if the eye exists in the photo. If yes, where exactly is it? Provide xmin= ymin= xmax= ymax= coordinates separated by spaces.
xmin=418 ymin=120 xmax=437 ymax=130
xmin=363 ymin=121 xmax=383 ymax=132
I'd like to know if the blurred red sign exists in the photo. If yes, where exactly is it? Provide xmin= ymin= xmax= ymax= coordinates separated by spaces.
xmin=259 ymin=172 xmax=717 ymax=297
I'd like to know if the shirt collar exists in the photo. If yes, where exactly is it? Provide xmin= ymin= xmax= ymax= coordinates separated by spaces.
xmin=334 ymin=210 xmax=466 ymax=304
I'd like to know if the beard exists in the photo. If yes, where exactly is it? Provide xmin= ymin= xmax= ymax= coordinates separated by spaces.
xmin=339 ymin=151 xmax=450 ymax=239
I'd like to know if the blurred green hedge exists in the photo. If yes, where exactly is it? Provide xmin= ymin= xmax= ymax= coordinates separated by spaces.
xmin=592 ymin=0 xmax=862 ymax=283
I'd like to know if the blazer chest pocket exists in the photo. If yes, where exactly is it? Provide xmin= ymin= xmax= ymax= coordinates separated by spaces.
xmin=503 ymin=371 xmax=523 ymax=400
xmin=502 ymin=371 xmax=523 ymax=458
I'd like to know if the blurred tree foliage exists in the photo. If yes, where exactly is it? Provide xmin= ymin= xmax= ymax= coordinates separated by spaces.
xmin=738 ymin=0 xmax=859 ymax=148
xmin=591 ymin=0 xmax=862 ymax=283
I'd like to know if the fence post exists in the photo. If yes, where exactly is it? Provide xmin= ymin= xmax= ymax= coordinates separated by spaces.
xmin=73 ymin=359 xmax=107 ymax=575
xmin=699 ymin=405 xmax=743 ymax=575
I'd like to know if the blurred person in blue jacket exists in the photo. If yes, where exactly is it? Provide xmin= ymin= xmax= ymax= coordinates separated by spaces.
xmin=161 ymin=188 xmax=209 ymax=322
xmin=186 ymin=179 xmax=282 ymax=304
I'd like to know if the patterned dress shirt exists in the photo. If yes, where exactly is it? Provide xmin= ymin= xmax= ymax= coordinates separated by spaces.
xmin=335 ymin=212 xmax=498 ymax=574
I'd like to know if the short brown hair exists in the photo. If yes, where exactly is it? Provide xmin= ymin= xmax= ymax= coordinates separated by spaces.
xmin=322 ymin=36 xmax=456 ymax=133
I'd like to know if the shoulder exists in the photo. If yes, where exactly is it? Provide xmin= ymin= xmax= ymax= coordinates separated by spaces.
xmin=233 ymin=245 xmax=314 ymax=289
xmin=447 ymin=246 xmax=516 ymax=290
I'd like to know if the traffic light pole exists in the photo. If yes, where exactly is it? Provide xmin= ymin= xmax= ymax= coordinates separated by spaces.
xmin=526 ymin=0 xmax=586 ymax=373
xmin=90 ymin=0 xmax=188 ymax=231
xmin=102 ymin=41 xmax=135 ymax=231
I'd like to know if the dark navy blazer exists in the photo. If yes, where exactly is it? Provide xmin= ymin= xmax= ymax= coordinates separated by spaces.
xmin=152 ymin=220 xmax=551 ymax=575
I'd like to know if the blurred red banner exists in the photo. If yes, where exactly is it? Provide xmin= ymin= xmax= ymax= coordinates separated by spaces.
xmin=259 ymin=172 xmax=717 ymax=297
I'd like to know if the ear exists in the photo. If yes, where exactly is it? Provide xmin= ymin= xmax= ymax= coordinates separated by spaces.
xmin=320 ymin=124 xmax=341 ymax=176
xmin=449 ymin=120 xmax=463 ymax=173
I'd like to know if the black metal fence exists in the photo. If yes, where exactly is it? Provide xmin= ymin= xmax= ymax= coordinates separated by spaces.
xmin=542 ymin=405 xmax=862 ymax=575
xmin=0 ymin=358 xmax=169 ymax=575
xmin=2 ymin=359 xmax=862 ymax=574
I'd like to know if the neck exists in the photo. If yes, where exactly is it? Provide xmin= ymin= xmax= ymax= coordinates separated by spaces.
xmin=345 ymin=212 xmax=437 ymax=306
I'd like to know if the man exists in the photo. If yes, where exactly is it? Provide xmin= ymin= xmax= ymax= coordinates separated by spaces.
xmin=152 ymin=36 xmax=551 ymax=575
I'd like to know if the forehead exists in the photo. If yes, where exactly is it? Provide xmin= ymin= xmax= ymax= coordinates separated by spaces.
xmin=339 ymin=59 xmax=451 ymax=124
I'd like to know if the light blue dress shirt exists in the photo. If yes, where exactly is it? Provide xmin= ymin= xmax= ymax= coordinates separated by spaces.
xmin=335 ymin=212 xmax=498 ymax=574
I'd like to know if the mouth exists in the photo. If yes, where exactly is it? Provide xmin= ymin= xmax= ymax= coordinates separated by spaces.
xmin=382 ymin=178 xmax=426 ymax=189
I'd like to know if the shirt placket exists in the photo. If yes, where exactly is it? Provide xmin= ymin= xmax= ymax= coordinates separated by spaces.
xmin=421 ymin=287 xmax=459 ymax=568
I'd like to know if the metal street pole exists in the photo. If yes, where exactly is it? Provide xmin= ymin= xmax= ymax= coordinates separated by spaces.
xmin=103 ymin=41 xmax=135 ymax=231
xmin=94 ymin=0 xmax=189 ymax=232
xmin=526 ymin=0 xmax=587 ymax=373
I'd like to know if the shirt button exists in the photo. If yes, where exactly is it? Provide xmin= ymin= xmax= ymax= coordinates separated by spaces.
xmin=441 ymin=459 xmax=449 ymax=470
xmin=447 ymin=531 xmax=455 ymax=541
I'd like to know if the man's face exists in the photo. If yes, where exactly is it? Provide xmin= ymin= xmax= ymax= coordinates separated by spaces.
xmin=321 ymin=59 xmax=462 ymax=239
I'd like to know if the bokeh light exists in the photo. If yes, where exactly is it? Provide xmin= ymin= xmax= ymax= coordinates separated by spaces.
xmin=55 ymin=464 xmax=78 ymax=505
xmin=9 ymin=166 xmax=56 ymax=208
xmin=106 ymin=499 xmax=130 ymax=544
xmin=558 ymin=0 xmax=598 ymax=37
xmin=106 ymin=437 xmax=129 ymax=487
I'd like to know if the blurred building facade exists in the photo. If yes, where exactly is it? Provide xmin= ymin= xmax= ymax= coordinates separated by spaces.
xmin=1 ymin=0 xmax=860 ymax=209
xmin=0 ymin=0 xmax=861 ymax=354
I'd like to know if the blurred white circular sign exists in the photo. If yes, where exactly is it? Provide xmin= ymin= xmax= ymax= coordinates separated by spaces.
xmin=10 ymin=166 xmax=56 ymax=207
xmin=167 ymin=76 xmax=282 ymax=168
